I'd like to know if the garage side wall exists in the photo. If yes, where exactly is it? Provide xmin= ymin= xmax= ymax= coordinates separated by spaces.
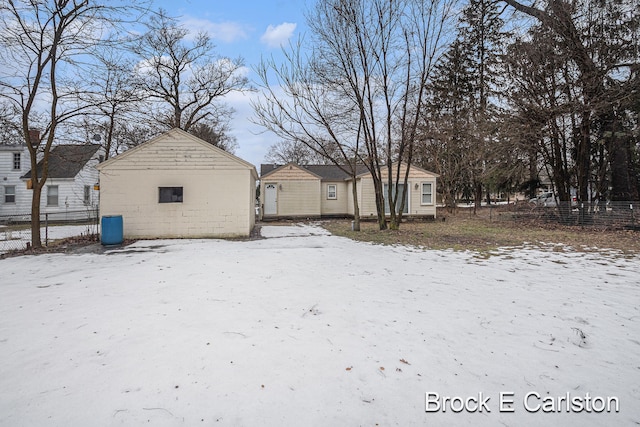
xmin=99 ymin=133 xmax=254 ymax=238
xmin=100 ymin=168 xmax=252 ymax=238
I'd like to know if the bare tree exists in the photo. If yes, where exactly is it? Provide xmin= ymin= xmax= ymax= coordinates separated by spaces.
xmin=504 ymin=24 xmax=581 ymax=220
xmin=189 ymin=119 xmax=239 ymax=154
xmin=133 ymin=9 xmax=250 ymax=132
xmin=264 ymin=139 xmax=330 ymax=165
xmin=253 ymin=36 xmax=366 ymax=230
xmin=0 ymin=0 xmax=148 ymax=249
xmin=83 ymin=50 xmax=146 ymax=160
xmin=314 ymin=0 xmax=455 ymax=229
xmin=0 ymin=102 xmax=22 ymax=145
xmin=254 ymin=0 xmax=455 ymax=230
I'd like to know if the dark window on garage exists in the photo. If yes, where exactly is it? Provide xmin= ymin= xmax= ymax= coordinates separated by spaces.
xmin=159 ymin=187 xmax=183 ymax=203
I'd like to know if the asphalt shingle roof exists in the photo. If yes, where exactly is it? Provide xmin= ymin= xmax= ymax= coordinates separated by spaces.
xmin=260 ymin=163 xmax=369 ymax=180
xmin=260 ymin=164 xmax=280 ymax=177
xmin=22 ymin=144 xmax=101 ymax=179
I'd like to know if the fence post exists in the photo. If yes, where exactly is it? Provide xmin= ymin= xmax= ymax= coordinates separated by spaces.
xmin=45 ymin=213 xmax=49 ymax=247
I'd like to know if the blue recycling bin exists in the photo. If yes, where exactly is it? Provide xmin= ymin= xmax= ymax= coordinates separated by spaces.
xmin=101 ymin=215 xmax=123 ymax=245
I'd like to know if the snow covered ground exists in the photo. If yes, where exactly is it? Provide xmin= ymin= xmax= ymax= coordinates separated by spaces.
xmin=1 ymin=223 xmax=638 ymax=426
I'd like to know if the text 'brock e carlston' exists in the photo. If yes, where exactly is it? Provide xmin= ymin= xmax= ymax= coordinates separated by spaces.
xmin=425 ymin=392 xmax=619 ymax=413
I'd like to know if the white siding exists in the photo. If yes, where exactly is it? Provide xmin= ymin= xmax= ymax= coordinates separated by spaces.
xmin=103 ymin=134 xmax=244 ymax=171
xmin=1 ymin=146 xmax=101 ymax=219
xmin=41 ymin=157 xmax=100 ymax=217
xmin=359 ymin=177 xmax=379 ymax=218
xmin=0 ymin=146 xmax=31 ymax=216
xmin=280 ymin=180 xmax=321 ymax=217
xmin=320 ymin=181 xmax=349 ymax=216
xmin=258 ymin=162 xmax=437 ymax=220
xmin=260 ymin=164 xmax=321 ymax=218
xmin=357 ymin=164 xmax=437 ymax=218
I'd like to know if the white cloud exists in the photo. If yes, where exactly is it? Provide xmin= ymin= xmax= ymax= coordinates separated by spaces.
xmin=180 ymin=17 xmax=249 ymax=43
xmin=260 ymin=22 xmax=297 ymax=48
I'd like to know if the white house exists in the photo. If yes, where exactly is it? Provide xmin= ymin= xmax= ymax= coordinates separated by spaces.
xmin=259 ymin=162 xmax=438 ymax=220
xmin=0 ymin=143 xmax=31 ymax=218
xmin=1 ymin=142 xmax=102 ymax=220
xmin=97 ymin=128 xmax=258 ymax=239
xmin=21 ymin=144 xmax=103 ymax=220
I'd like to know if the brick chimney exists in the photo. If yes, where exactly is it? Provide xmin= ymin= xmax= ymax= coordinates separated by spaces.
xmin=28 ymin=129 xmax=40 ymax=147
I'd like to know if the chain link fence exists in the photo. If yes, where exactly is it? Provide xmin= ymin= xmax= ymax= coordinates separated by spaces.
xmin=0 ymin=208 xmax=99 ymax=255
xmin=485 ymin=201 xmax=639 ymax=230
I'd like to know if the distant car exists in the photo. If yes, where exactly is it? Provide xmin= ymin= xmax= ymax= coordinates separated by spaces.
xmin=530 ymin=192 xmax=556 ymax=207
xmin=530 ymin=192 xmax=578 ymax=208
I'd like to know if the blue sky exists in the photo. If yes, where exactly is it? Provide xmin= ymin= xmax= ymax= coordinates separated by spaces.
xmin=153 ymin=0 xmax=311 ymax=167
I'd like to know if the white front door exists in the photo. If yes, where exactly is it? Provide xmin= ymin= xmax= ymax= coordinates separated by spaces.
xmin=264 ymin=183 xmax=277 ymax=215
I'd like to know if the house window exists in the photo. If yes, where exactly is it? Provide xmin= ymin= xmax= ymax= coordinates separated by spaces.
xmin=13 ymin=153 xmax=21 ymax=170
xmin=159 ymin=187 xmax=183 ymax=203
xmin=383 ymin=183 xmax=408 ymax=214
xmin=47 ymin=185 xmax=58 ymax=206
xmin=421 ymin=182 xmax=433 ymax=205
xmin=84 ymin=185 xmax=91 ymax=205
xmin=4 ymin=186 xmax=15 ymax=203
xmin=327 ymin=184 xmax=337 ymax=200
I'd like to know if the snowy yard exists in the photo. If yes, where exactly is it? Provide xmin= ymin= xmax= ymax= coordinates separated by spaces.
xmin=1 ymin=224 xmax=639 ymax=426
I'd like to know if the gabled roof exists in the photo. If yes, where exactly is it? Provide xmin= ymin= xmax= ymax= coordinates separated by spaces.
xmin=0 ymin=143 xmax=27 ymax=152
xmin=22 ymin=144 xmax=101 ymax=179
xmin=260 ymin=164 xmax=280 ymax=176
xmin=354 ymin=161 xmax=439 ymax=178
xmin=303 ymin=165 xmax=369 ymax=181
xmin=260 ymin=162 xmax=322 ymax=180
xmin=260 ymin=163 xmax=369 ymax=181
xmin=98 ymin=128 xmax=258 ymax=179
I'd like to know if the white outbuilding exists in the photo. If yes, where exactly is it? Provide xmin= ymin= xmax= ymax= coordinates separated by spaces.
xmin=97 ymin=128 xmax=257 ymax=239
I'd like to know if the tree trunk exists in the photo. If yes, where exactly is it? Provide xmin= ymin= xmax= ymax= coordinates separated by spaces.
xmin=608 ymin=134 xmax=637 ymax=201
xmin=387 ymin=164 xmax=398 ymax=230
xmin=576 ymin=111 xmax=591 ymax=203
xmin=604 ymin=114 xmax=639 ymax=201
xmin=473 ymin=182 xmax=482 ymax=215
xmin=394 ymin=159 xmax=413 ymax=228
xmin=351 ymin=176 xmax=361 ymax=231
xmin=528 ymin=145 xmax=538 ymax=200
xmin=175 ymin=107 xmax=182 ymax=130
xmin=105 ymin=108 xmax=116 ymax=160
xmin=372 ymin=177 xmax=387 ymax=230
xmin=30 ymin=181 xmax=43 ymax=249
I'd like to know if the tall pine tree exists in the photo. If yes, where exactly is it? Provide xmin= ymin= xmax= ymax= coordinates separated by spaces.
xmin=419 ymin=40 xmax=475 ymax=210
xmin=457 ymin=0 xmax=511 ymax=210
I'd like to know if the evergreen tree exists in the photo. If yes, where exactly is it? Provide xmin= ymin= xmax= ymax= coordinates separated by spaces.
xmin=457 ymin=0 xmax=512 ymax=210
xmin=419 ymin=40 xmax=475 ymax=210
